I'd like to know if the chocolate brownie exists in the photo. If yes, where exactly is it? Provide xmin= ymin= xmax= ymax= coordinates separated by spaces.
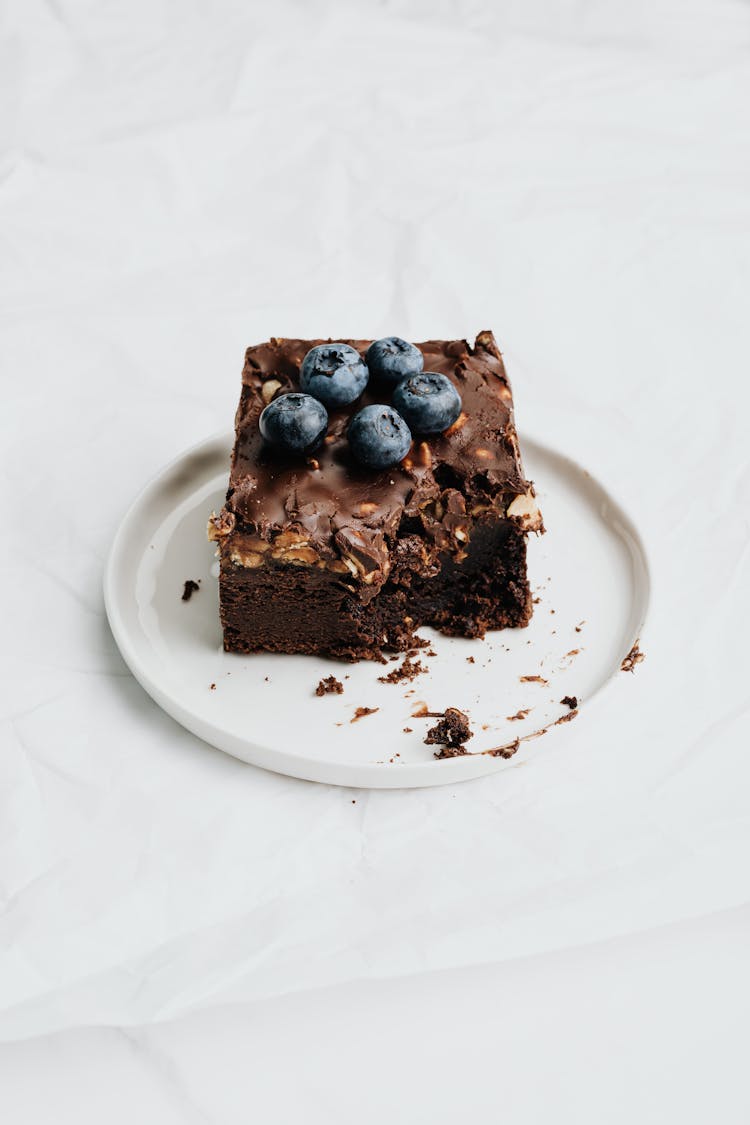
xmin=424 ymin=707 xmax=474 ymax=751
xmin=209 ymin=331 xmax=542 ymax=661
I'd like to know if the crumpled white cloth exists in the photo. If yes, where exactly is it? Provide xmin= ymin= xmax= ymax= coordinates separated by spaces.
xmin=0 ymin=0 xmax=749 ymax=1115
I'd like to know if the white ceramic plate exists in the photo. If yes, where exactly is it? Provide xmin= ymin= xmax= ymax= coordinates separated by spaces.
xmin=104 ymin=432 xmax=650 ymax=788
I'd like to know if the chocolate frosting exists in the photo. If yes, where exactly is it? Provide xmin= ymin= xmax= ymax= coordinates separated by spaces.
xmin=222 ymin=331 xmax=531 ymax=582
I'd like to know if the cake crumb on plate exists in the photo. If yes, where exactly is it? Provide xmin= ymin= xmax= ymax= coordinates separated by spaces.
xmin=424 ymin=707 xmax=473 ymax=758
xmin=621 ymin=641 xmax=645 ymax=672
xmin=351 ymin=706 xmax=378 ymax=723
xmin=315 ymin=675 xmax=344 ymax=696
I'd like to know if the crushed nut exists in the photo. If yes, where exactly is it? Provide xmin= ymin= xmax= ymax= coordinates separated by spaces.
xmin=506 ymin=491 xmax=544 ymax=532
xmin=207 ymin=509 xmax=236 ymax=541
xmin=415 ymin=441 xmax=432 ymax=468
xmin=261 ymin=379 xmax=282 ymax=404
xmin=272 ymin=544 xmax=320 ymax=566
xmin=444 ymin=412 xmax=467 ymax=436
xmin=229 ymin=548 xmax=265 ymax=568
xmin=274 ymin=530 xmax=310 ymax=549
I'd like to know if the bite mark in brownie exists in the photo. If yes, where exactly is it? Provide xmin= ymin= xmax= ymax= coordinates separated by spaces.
xmin=210 ymin=332 xmax=542 ymax=661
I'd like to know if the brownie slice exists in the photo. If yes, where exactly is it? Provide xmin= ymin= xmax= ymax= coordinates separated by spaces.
xmin=209 ymin=331 xmax=543 ymax=661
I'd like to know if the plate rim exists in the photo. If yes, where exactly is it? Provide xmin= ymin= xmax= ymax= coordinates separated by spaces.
xmin=103 ymin=429 xmax=651 ymax=788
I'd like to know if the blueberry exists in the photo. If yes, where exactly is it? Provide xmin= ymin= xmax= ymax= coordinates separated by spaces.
xmin=391 ymin=372 xmax=461 ymax=434
xmin=366 ymin=337 xmax=424 ymax=387
xmin=300 ymin=343 xmax=369 ymax=408
xmin=348 ymin=404 xmax=412 ymax=470
xmin=259 ymin=393 xmax=328 ymax=454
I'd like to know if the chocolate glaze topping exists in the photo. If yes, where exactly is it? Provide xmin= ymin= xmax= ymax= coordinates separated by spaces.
xmin=221 ymin=331 xmax=531 ymax=582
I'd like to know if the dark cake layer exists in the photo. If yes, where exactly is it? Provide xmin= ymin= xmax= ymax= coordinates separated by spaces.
xmin=220 ymin=517 xmax=531 ymax=660
xmin=210 ymin=332 xmax=542 ymax=661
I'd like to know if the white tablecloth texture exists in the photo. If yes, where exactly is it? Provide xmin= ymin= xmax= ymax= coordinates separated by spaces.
xmin=1 ymin=0 xmax=749 ymax=1120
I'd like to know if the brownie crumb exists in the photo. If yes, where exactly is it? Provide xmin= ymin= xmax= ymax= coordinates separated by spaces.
xmin=488 ymin=737 xmax=521 ymax=759
xmin=315 ymin=675 xmax=344 ymax=696
xmin=182 ymin=579 xmax=200 ymax=602
xmin=507 ymin=708 xmax=530 ymax=721
xmin=565 ymin=648 xmax=580 ymax=658
xmin=554 ymin=708 xmax=579 ymax=725
xmin=560 ymin=695 xmax=578 ymax=709
xmin=378 ymin=656 xmax=426 ymax=685
xmin=209 ymin=683 xmax=216 ymax=691
xmin=519 ymin=674 xmax=548 ymax=685
xmin=575 ymin=620 xmax=586 ymax=633
xmin=408 ymin=635 xmax=430 ymax=650
xmin=425 ymin=707 xmax=474 ymax=757
xmin=621 ymin=641 xmax=645 ymax=673
xmin=351 ymin=706 xmax=379 ymax=723
xmin=410 ymin=701 xmax=444 ymax=718
xmin=433 ymin=744 xmax=470 ymax=759
xmin=466 ymin=655 xmax=475 ymax=664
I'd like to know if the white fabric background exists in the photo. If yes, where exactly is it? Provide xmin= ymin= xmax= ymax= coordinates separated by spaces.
xmin=1 ymin=0 xmax=749 ymax=1120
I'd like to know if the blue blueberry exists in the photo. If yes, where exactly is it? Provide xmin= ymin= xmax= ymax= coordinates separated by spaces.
xmin=259 ymin=393 xmax=328 ymax=454
xmin=366 ymin=337 xmax=424 ymax=387
xmin=392 ymin=372 xmax=461 ymax=434
xmin=299 ymin=343 xmax=369 ymax=408
xmin=348 ymin=404 xmax=412 ymax=470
